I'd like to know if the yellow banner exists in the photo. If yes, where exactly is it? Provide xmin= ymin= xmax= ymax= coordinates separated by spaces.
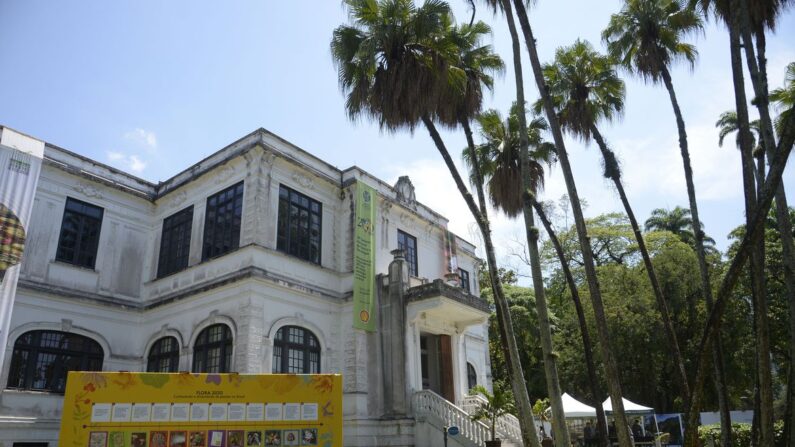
xmin=58 ymin=372 xmax=342 ymax=447
xmin=352 ymin=182 xmax=376 ymax=331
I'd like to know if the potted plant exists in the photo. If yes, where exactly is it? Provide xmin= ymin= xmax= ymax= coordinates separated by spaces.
xmin=470 ymin=381 xmax=515 ymax=447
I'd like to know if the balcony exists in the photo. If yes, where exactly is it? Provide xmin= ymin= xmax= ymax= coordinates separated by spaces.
xmin=405 ymin=279 xmax=490 ymax=328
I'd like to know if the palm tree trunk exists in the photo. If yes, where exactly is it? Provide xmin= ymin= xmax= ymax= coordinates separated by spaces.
xmin=529 ymin=195 xmax=611 ymax=447
xmin=461 ymin=118 xmax=522 ymax=421
xmin=421 ymin=114 xmax=542 ymax=447
xmin=727 ymin=3 xmax=774 ymax=445
xmin=735 ymin=7 xmax=795 ymax=445
xmin=589 ymin=124 xmax=691 ymax=400
xmin=510 ymin=3 xmax=632 ymax=447
xmin=461 ymin=120 xmax=488 ymax=216
xmin=658 ymin=63 xmax=733 ymax=445
xmin=499 ymin=2 xmax=570 ymax=445
xmin=683 ymin=113 xmax=795 ymax=447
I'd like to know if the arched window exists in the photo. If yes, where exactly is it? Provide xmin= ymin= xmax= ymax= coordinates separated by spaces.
xmin=147 ymin=336 xmax=180 ymax=372
xmin=467 ymin=362 xmax=478 ymax=391
xmin=6 ymin=330 xmax=103 ymax=393
xmin=272 ymin=326 xmax=320 ymax=373
xmin=192 ymin=324 xmax=232 ymax=373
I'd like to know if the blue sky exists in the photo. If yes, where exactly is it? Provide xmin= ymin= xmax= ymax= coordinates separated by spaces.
xmin=1 ymin=0 xmax=793 ymax=277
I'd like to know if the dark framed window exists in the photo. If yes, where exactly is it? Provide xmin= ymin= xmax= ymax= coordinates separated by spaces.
xmin=458 ymin=268 xmax=471 ymax=293
xmin=6 ymin=330 xmax=103 ymax=393
xmin=202 ymin=182 xmax=244 ymax=260
xmin=272 ymin=326 xmax=320 ymax=374
xmin=467 ymin=362 xmax=478 ymax=391
xmin=192 ymin=324 xmax=233 ymax=373
xmin=147 ymin=336 xmax=180 ymax=372
xmin=277 ymin=185 xmax=322 ymax=264
xmin=158 ymin=206 xmax=194 ymax=277
xmin=55 ymin=198 xmax=104 ymax=268
xmin=398 ymin=230 xmax=418 ymax=277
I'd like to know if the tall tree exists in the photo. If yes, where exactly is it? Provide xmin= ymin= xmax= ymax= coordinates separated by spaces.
xmin=682 ymin=75 xmax=795 ymax=447
xmin=509 ymin=2 xmax=633 ymax=446
xmin=644 ymin=207 xmax=717 ymax=250
xmin=716 ymin=111 xmax=766 ymax=185
xmin=770 ymin=62 xmax=795 ymax=445
xmin=694 ymin=0 xmax=795 ymax=440
xmin=331 ymin=2 xmax=542 ymax=445
xmin=601 ymin=1 xmax=734 ymax=443
xmin=467 ymin=102 xmax=570 ymax=447
xmin=484 ymin=0 xmax=571 ymax=443
xmin=531 ymin=198 xmax=611 ymax=447
xmin=536 ymin=39 xmax=691 ymax=407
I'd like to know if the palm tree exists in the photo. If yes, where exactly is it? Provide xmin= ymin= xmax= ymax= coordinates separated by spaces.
xmin=601 ymin=1 xmax=736 ymax=443
xmin=466 ymin=108 xmax=611 ymax=447
xmin=683 ymin=107 xmax=795 ymax=447
xmin=644 ymin=207 xmax=717 ymax=249
xmin=716 ymin=110 xmax=766 ymax=186
xmin=505 ymin=2 xmax=634 ymax=446
xmin=771 ymin=63 xmax=795 ymax=134
xmin=716 ymin=111 xmax=762 ymax=149
xmin=331 ymin=2 xmax=541 ymax=446
xmin=477 ymin=1 xmax=571 ymax=444
xmin=770 ymin=61 xmax=795 ymax=446
xmin=464 ymin=106 xmax=551 ymax=218
xmin=471 ymin=382 xmax=516 ymax=444
xmin=537 ymin=38 xmax=692 ymax=407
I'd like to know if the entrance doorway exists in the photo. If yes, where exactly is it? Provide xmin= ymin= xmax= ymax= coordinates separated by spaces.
xmin=420 ymin=333 xmax=455 ymax=402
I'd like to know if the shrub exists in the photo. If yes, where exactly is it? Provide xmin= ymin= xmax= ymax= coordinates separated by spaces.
xmin=697 ymin=421 xmax=785 ymax=447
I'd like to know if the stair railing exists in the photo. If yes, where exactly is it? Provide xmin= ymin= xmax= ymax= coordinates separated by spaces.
xmin=413 ymin=389 xmax=491 ymax=445
xmin=459 ymin=393 xmax=524 ymax=445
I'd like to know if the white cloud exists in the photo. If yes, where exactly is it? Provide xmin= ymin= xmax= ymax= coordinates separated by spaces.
xmin=123 ymin=128 xmax=158 ymax=152
xmin=128 ymin=155 xmax=146 ymax=173
xmin=105 ymin=151 xmax=147 ymax=174
xmin=618 ymin=123 xmax=743 ymax=204
xmin=106 ymin=150 xmax=124 ymax=161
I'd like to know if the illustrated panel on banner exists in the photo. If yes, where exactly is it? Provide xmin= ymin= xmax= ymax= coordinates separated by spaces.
xmin=352 ymin=182 xmax=376 ymax=332
xmin=59 ymin=372 xmax=342 ymax=447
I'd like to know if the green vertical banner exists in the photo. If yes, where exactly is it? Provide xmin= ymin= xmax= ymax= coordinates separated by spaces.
xmin=353 ymin=182 xmax=376 ymax=331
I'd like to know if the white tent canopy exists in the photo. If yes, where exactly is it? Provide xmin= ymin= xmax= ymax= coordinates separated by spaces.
xmin=562 ymin=393 xmax=597 ymax=418
xmin=602 ymin=397 xmax=654 ymax=414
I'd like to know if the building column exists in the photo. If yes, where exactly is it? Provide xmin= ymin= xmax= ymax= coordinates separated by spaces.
xmin=240 ymin=145 xmax=276 ymax=248
xmin=234 ymin=297 xmax=265 ymax=373
xmin=380 ymin=249 xmax=409 ymax=418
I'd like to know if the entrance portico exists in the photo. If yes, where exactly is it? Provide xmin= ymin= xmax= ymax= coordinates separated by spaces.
xmin=405 ymin=279 xmax=490 ymax=405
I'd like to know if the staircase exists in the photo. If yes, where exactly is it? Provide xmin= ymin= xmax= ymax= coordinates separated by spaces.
xmin=412 ymin=390 xmax=523 ymax=447
xmin=459 ymin=394 xmax=523 ymax=445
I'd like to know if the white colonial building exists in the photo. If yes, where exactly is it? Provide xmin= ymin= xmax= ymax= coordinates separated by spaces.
xmin=0 ymin=127 xmax=519 ymax=447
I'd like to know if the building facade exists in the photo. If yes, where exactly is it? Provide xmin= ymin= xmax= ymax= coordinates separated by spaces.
xmin=0 ymin=127 xmax=494 ymax=446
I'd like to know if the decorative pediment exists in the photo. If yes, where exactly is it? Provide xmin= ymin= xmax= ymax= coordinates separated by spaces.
xmin=291 ymin=172 xmax=315 ymax=190
xmin=73 ymin=182 xmax=103 ymax=199
xmin=394 ymin=176 xmax=416 ymax=209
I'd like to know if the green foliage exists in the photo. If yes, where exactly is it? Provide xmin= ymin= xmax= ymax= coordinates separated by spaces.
xmin=463 ymin=104 xmax=554 ymax=217
xmin=471 ymin=381 xmax=516 ymax=441
xmin=534 ymin=39 xmax=625 ymax=143
xmin=697 ymin=421 xmax=785 ymax=447
xmin=533 ymin=398 xmax=551 ymax=421
xmin=725 ymin=205 xmax=795 ymax=396
xmin=331 ymin=0 xmax=503 ymax=132
xmin=541 ymin=210 xmax=726 ymax=411
xmin=770 ymin=62 xmax=795 ymax=135
xmin=484 ymin=280 xmax=550 ymax=400
xmin=603 ymin=0 xmax=702 ymax=83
